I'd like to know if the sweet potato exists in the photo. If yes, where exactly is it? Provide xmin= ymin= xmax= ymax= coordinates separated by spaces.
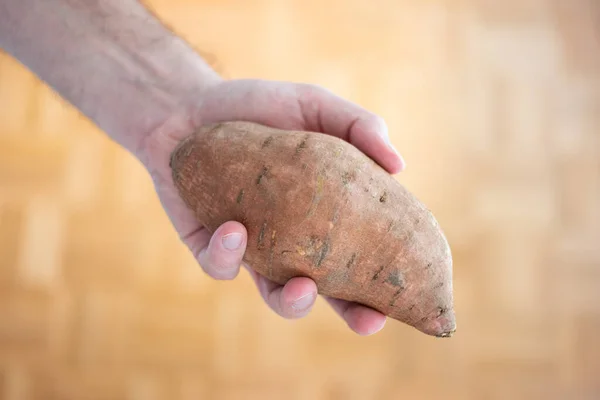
xmin=169 ymin=121 xmax=456 ymax=337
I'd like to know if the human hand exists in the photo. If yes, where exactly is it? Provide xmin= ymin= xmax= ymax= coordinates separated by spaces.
xmin=2 ymin=0 xmax=403 ymax=335
xmin=140 ymin=78 xmax=406 ymax=336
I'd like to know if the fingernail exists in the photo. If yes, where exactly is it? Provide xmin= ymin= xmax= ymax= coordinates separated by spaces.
xmin=222 ymin=233 xmax=243 ymax=251
xmin=377 ymin=124 xmax=391 ymax=144
xmin=383 ymin=136 xmax=406 ymax=170
xmin=292 ymin=292 xmax=316 ymax=311
xmin=378 ymin=128 xmax=401 ymax=156
xmin=385 ymin=137 xmax=400 ymax=155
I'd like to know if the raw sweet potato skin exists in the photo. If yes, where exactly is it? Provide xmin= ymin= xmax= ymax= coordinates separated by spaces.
xmin=170 ymin=121 xmax=455 ymax=337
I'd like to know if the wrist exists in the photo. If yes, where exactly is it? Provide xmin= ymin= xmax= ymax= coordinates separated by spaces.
xmin=134 ymin=77 xmax=224 ymax=190
xmin=102 ymin=44 xmax=223 ymax=159
xmin=69 ymin=12 xmax=225 ymax=158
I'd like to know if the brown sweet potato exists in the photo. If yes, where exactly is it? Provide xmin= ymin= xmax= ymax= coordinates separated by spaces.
xmin=169 ymin=121 xmax=456 ymax=337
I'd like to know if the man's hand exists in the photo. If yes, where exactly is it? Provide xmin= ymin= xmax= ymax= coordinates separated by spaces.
xmin=140 ymin=79 xmax=405 ymax=335
xmin=1 ymin=0 xmax=405 ymax=335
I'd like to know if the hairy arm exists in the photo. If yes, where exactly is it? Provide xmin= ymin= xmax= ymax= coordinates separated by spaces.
xmin=0 ymin=0 xmax=221 ymax=156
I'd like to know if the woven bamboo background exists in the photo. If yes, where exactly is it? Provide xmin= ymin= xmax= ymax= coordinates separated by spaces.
xmin=1 ymin=0 xmax=599 ymax=399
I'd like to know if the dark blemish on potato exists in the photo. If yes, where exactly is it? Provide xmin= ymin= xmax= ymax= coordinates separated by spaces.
xmin=331 ymin=205 xmax=341 ymax=224
xmin=415 ymin=217 xmax=420 ymax=225
xmin=295 ymin=135 xmax=309 ymax=154
xmin=433 ymin=282 xmax=444 ymax=289
xmin=385 ymin=270 xmax=405 ymax=288
xmin=315 ymin=239 xmax=330 ymax=267
xmin=308 ymin=236 xmax=319 ymax=248
xmin=341 ymin=172 xmax=355 ymax=186
xmin=408 ymin=304 xmax=415 ymax=311
xmin=379 ymin=191 xmax=388 ymax=203
xmin=372 ymin=265 xmax=385 ymax=281
xmin=268 ymin=230 xmax=276 ymax=278
xmin=387 ymin=220 xmax=395 ymax=232
xmin=323 ymin=268 xmax=349 ymax=289
xmin=256 ymin=166 xmax=268 ymax=184
xmin=303 ymin=236 xmax=326 ymax=259
xmin=262 ymin=136 xmax=274 ymax=148
xmin=257 ymin=221 xmax=267 ymax=248
xmin=427 ymin=262 xmax=432 ymax=268
xmin=280 ymin=250 xmax=293 ymax=255
xmin=389 ymin=288 xmax=403 ymax=307
xmin=419 ymin=306 xmax=447 ymax=324
xmin=306 ymin=173 xmax=325 ymax=217
xmin=302 ymin=163 xmax=308 ymax=170
xmin=236 ymin=189 xmax=244 ymax=204
xmin=345 ymin=253 xmax=357 ymax=269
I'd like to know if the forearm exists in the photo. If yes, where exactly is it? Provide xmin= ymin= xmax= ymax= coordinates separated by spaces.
xmin=0 ymin=0 xmax=221 ymax=155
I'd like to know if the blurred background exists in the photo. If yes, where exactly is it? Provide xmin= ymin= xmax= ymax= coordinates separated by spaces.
xmin=0 ymin=0 xmax=599 ymax=399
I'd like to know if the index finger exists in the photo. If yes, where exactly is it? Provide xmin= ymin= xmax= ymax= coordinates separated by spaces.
xmin=296 ymin=84 xmax=406 ymax=174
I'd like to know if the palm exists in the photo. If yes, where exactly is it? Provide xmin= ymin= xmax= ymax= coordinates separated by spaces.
xmin=145 ymin=79 xmax=404 ymax=336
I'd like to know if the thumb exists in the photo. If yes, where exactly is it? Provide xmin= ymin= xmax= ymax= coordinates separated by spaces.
xmin=195 ymin=221 xmax=248 ymax=280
